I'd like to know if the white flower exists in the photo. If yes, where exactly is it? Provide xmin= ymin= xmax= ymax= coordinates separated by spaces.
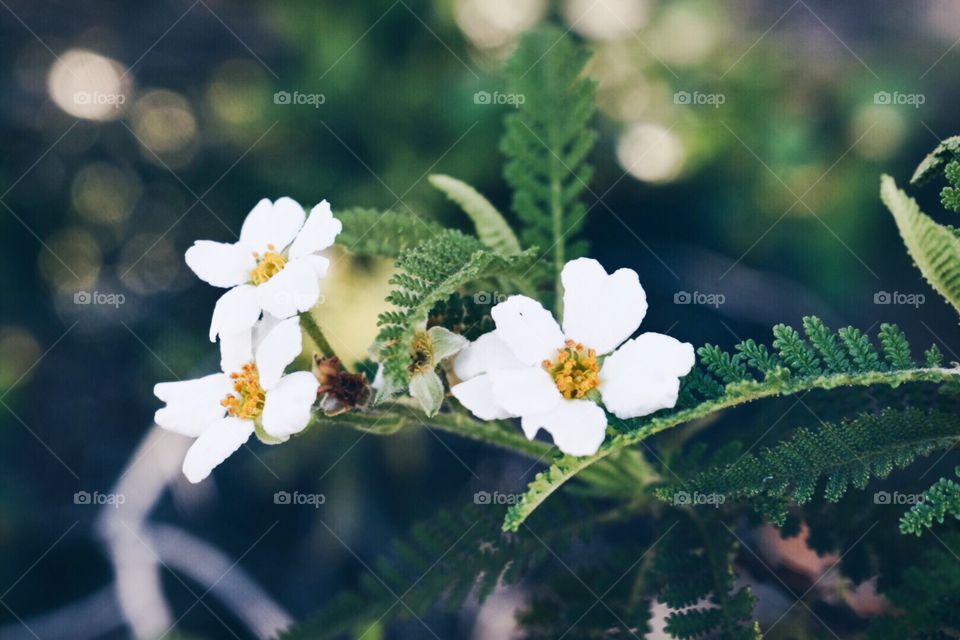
xmin=153 ymin=316 xmax=319 ymax=483
xmin=451 ymin=258 xmax=695 ymax=457
xmin=185 ymin=198 xmax=342 ymax=341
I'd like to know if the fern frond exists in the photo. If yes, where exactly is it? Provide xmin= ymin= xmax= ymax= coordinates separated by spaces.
xmin=881 ymin=175 xmax=960 ymax=314
xmin=652 ymin=515 xmax=761 ymax=639
xmin=428 ymin=174 xmax=521 ymax=255
xmin=678 ymin=409 xmax=960 ymax=525
xmin=501 ymin=26 xmax=597 ymax=300
xmin=941 ymin=160 xmax=960 ymax=212
xmin=900 ymin=467 xmax=960 ymax=536
xmin=502 ymin=318 xmax=960 ymax=532
xmin=336 ymin=207 xmax=444 ymax=258
xmin=374 ymin=229 xmax=537 ymax=394
xmin=879 ymin=323 xmax=914 ymax=369
xmin=868 ymin=532 xmax=960 ymax=639
xmin=910 ymin=135 xmax=960 ymax=185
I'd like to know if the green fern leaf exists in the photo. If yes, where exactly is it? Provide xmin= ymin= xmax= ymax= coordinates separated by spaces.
xmin=502 ymin=319 xmax=960 ymax=533
xmin=910 ymin=135 xmax=960 ymax=185
xmin=336 ymin=208 xmax=444 ymax=258
xmin=880 ymin=174 xmax=960 ymax=314
xmin=428 ymin=174 xmax=521 ymax=255
xmin=501 ymin=26 xmax=597 ymax=301
xmin=678 ymin=408 xmax=960 ymax=525
xmin=374 ymin=229 xmax=537 ymax=395
xmin=803 ymin=316 xmax=852 ymax=373
xmin=879 ymin=323 xmax=915 ymax=369
xmin=900 ymin=467 xmax=960 ymax=535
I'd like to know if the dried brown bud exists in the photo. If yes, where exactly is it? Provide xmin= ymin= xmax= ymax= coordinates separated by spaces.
xmin=312 ymin=355 xmax=372 ymax=416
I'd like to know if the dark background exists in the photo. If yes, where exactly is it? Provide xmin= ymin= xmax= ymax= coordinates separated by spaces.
xmin=1 ymin=1 xmax=958 ymax=638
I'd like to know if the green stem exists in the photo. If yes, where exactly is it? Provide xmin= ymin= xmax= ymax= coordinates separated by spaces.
xmin=310 ymin=406 xmax=552 ymax=460
xmin=300 ymin=312 xmax=336 ymax=358
xmin=550 ymin=143 xmax=565 ymax=316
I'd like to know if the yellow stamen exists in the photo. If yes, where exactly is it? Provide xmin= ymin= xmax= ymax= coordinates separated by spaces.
xmin=221 ymin=363 xmax=266 ymax=419
xmin=408 ymin=330 xmax=434 ymax=374
xmin=250 ymin=244 xmax=287 ymax=285
xmin=543 ymin=339 xmax=600 ymax=399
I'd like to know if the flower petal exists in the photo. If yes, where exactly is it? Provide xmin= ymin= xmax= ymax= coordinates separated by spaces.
xmin=489 ymin=367 xmax=561 ymax=416
xmin=261 ymin=371 xmax=319 ymax=439
xmin=561 ymin=258 xmax=648 ymax=355
xmin=239 ymin=197 xmax=306 ymax=253
xmin=288 ymin=200 xmax=342 ymax=259
xmin=181 ymin=416 xmax=254 ymax=483
xmin=304 ymin=254 xmax=330 ymax=279
xmin=220 ymin=329 xmax=253 ymax=373
xmin=451 ymin=374 xmax=515 ymax=420
xmin=599 ymin=332 xmax=696 ymax=419
xmin=184 ymin=240 xmax=256 ymax=288
xmin=521 ymin=400 xmax=607 ymax=456
xmin=256 ymin=258 xmax=320 ymax=319
xmin=209 ymin=285 xmax=261 ymax=342
xmin=154 ymin=373 xmax=231 ymax=437
xmin=254 ymin=316 xmax=303 ymax=390
xmin=452 ymin=332 xmax=525 ymax=381
xmin=491 ymin=295 xmax=565 ymax=365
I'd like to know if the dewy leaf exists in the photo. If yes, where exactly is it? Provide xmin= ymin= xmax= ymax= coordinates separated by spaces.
xmin=429 ymin=174 xmax=521 ymax=255
xmin=880 ymin=175 xmax=960 ymax=314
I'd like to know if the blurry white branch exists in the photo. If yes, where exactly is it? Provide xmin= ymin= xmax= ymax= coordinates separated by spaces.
xmin=0 ymin=424 xmax=292 ymax=640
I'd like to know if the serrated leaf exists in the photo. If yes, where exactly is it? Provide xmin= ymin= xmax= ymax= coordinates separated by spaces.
xmin=429 ymin=174 xmax=521 ymax=255
xmin=880 ymin=175 xmax=960 ymax=314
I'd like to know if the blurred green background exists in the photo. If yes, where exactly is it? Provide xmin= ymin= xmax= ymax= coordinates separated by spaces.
xmin=1 ymin=0 xmax=959 ymax=638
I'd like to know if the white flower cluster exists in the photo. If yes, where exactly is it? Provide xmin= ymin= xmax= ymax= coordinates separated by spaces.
xmin=154 ymin=204 xmax=695 ymax=480
xmin=154 ymin=199 xmax=342 ymax=482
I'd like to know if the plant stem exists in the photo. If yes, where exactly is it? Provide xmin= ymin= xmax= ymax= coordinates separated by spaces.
xmin=311 ymin=406 xmax=552 ymax=460
xmin=300 ymin=311 xmax=336 ymax=358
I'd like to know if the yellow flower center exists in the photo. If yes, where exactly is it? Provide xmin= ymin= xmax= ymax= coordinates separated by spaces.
xmin=543 ymin=340 xmax=600 ymax=400
xmin=221 ymin=363 xmax=266 ymax=419
xmin=250 ymin=244 xmax=287 ymax=285
xmin=408 ymin=330 xmax=434 ymax=374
